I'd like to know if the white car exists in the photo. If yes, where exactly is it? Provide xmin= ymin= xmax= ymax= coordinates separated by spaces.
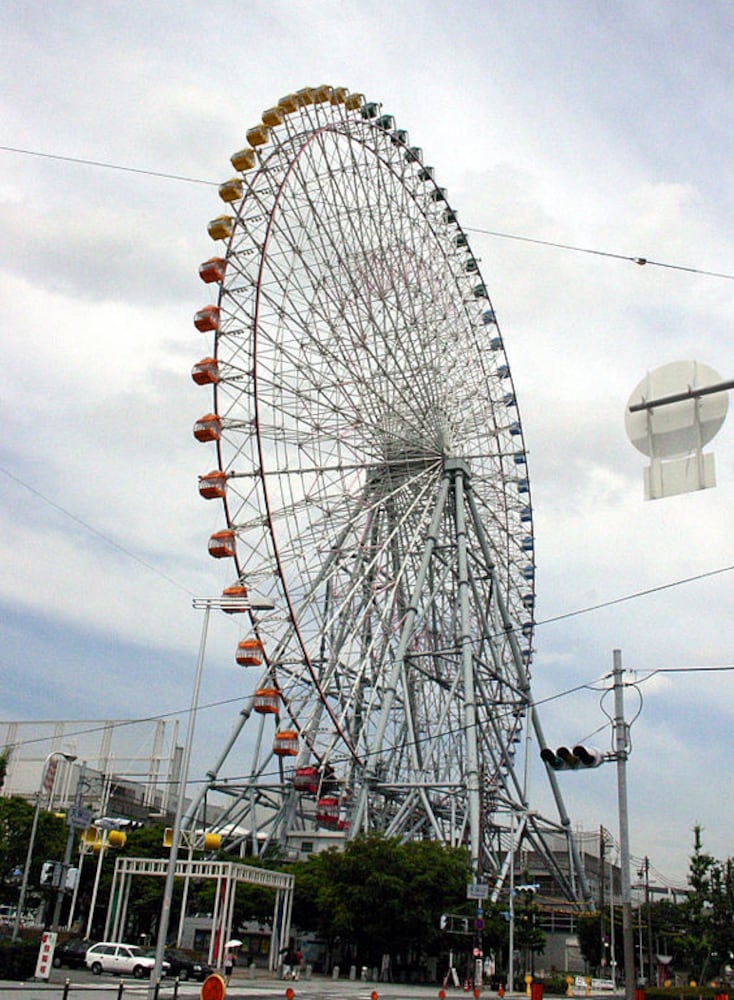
xmin=85 ymin=942 xmax=170 ymax=979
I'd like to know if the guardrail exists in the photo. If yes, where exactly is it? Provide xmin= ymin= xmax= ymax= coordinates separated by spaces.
xmin=0 ymin=978 xmax=185 ymax=998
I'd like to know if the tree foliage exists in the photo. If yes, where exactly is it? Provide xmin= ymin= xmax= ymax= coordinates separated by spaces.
xmin=513 ymin=881 xmax=546 ymax=973
xmin=578 ymin=827 xmax=734 ymax=984
xmin=289 ymin=834 xmax=474 ymax=971
xmin=0 ymin=796 xmax=67 ymax=907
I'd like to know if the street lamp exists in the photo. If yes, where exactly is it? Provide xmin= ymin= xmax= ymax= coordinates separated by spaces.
xmin=148 ymin=592 xmax=274 ymax=997
xmin=12 ymin=750 xmax=77 ymax=942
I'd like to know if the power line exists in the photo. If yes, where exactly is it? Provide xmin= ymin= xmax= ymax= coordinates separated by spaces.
xmin=464 ymin=226 xmax=734 ymax=281
xmin=2 ymin=142 xmax=733 ymax=281
xmin=0 ymin=464 xmax=195 ymax=597
xmin=536 ymin=563 xmax=734 ymax=627
xmin=0 ymin=144 xmax=217 ymax=187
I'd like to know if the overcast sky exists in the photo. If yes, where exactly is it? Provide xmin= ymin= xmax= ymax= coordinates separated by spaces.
xmin=1 ymin=0 xmax=733 ymax=887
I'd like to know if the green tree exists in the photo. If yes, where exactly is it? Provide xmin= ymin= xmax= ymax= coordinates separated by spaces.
xmin=513 ymin=882 xmax=545 ymax=976
xmin=708 ymin=857 xmax=734 ymax=980
xmin=678 ymin=824 xmax=715 ymax=983
xmin=288 ymin=833 xmax=472 ymax=975
xmin=0 ymin=796 xmax=67 ymax=911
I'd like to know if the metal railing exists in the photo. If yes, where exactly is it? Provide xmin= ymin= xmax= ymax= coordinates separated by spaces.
xmin=0 ymin=978 xmax=187 ymax=998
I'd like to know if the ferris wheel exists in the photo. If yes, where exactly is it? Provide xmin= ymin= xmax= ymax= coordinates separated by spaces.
xmin=190 ymin=86 xmax=586 ymax=900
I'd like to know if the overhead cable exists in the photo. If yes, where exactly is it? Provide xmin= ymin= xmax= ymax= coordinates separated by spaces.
xmin=2 ymin=143 xmax=733 ymax=280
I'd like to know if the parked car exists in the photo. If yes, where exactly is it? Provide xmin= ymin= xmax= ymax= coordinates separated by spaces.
xmin=163 ymin=949 xmax=214 ymax=982
xmin=53 ymin=938 xmax=95 ymax=969
xmin=86 ymin=942 xmax=169 ymax=979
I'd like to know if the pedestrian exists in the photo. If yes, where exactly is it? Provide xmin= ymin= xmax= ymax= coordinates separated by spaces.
xmin=283 ymin=946 xmax=297 ymax=980
xmin=224 ymin=950 xmax=234 ymax=984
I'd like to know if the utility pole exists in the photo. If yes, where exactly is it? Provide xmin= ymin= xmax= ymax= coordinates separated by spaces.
xmin=600 ymin=827 xmax=607 ymax=976
xmin=643 ymin=856 xmax=654 ymax=985
xmin=613 ymin=649 xmax=636 ymax=1000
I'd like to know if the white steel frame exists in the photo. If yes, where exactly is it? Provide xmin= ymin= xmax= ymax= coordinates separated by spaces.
xmin=107 ymin=856 xmax=294 ymax=971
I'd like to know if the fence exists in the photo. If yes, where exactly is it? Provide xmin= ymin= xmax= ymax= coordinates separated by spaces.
xmin=0 ymin=978 xmax=186 ymax=998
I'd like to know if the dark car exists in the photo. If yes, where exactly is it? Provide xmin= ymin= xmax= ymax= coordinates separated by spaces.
xmin=53 ymin=938 xmax=94 ymax=969
xmin=163 ymin=950 xmax=214 ymax=982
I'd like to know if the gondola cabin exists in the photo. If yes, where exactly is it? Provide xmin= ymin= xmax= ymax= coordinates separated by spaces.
xmin=191 ymin=359 xmax=219 ymax=386
xmin=253 ymin=688 xmax=280 ymax=714
xmin=221 ymin=584 xmax=248 ymax=611
xmin=293 ymin=766 xmax=319 ymax=794
xmin=193 ymin=413 xmax=221 ymax=442
xmin=236 ymin=639 xmax=264 ymax=667
xmin=230 ymin=147 xmax=256 ymax=172
xmin=273 ymin=730 xmax=299 ymax=756
xmin=198 ymin=471 xmax=226 ymax=500
xmin=199 ymin=257 xmax=226 ymax=284
xmin=218 ymin=177 xmax=244 ymax=203
xmin=208 ymin=530 xmax=236 ymax=559
xmin=316 ymin=796 xmax=340 ymax=827
xmin=194 ymin=305 xmax=220 ymax=332
xmin=207 ymin=215 xmax=233 ymax=241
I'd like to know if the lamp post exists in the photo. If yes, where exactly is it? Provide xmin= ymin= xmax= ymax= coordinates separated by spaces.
xmin=148 ymin=593 xmax=274 ymax=998
xmin=12 ymin=750 xmax=77 ymax=942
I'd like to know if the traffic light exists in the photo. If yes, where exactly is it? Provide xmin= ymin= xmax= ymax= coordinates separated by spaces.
xmin=540 ymin=745 xmax=604 ymax=770
xmin=40 ymin=861 xmax=61 ymax=887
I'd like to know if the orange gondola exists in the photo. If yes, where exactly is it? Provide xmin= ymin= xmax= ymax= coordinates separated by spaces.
xmin=198 ymin=471 xmax=226 ymax=500
xmin=199 ymin=257 xmax=226 ymax=284
xmin=221 ymin=584 xmax=248 ymax=611
xmin=236 ymin=638 xmax=264 ymax=667
xmin=208 ymin=530 xmax=235 ymax=559
xmin=273 ymin=730 xmax=299 ymax=756
xmin=253 ymin=688 xmax=280 ymax=714
xmin=194 ymin=305 xmax=220 ymax=332
xmin=193 ymin=414 xmax=221 ymax=442
xmin=191 ymin=359 xmax=219 ymax=386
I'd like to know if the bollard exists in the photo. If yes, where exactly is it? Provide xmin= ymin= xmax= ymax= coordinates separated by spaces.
xmin=173 ymin=976 xmax=180 ymax=999
xmin=249 ymin=961 xmax=257 ymax=980
xmin=62 ymin=979 xmax=70 ymax=1000
xmin=117 ymin=979 xmax=125 ymax=1000
xmin=350 ymin=964 xmax=357 ymax=980
xmin=332 ymin=965 xmax=340 ymax=979
xmin=305 ymin=963 xmax=312 ymax=980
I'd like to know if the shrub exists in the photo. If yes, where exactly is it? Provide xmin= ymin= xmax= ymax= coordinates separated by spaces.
xmin=0 ymin=937 xmax=40 ymax=979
